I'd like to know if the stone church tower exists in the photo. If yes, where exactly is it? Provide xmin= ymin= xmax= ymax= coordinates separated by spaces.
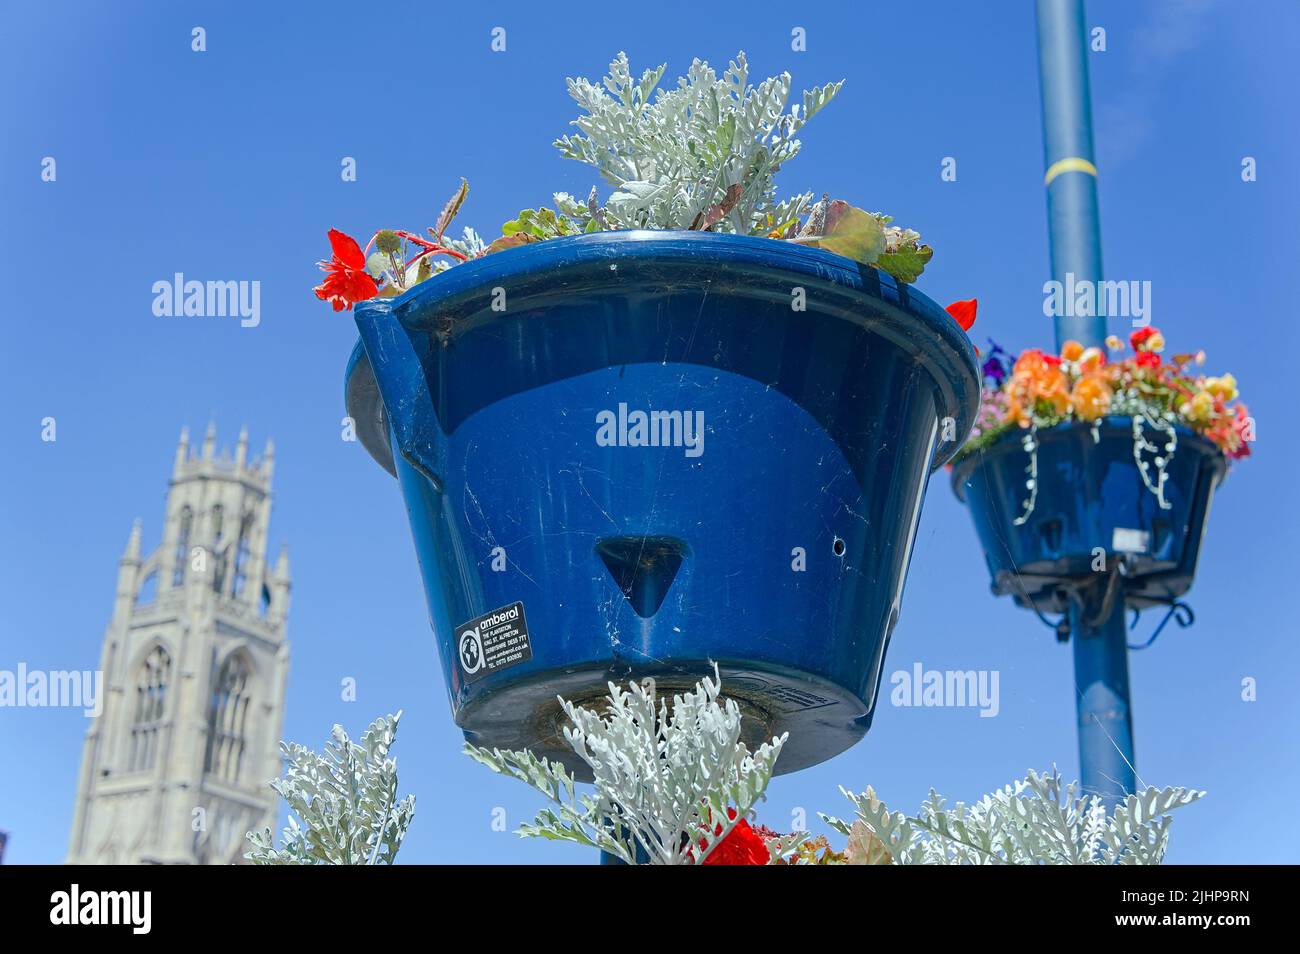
xmin=67 ymin=424 xmax=291 ymax=865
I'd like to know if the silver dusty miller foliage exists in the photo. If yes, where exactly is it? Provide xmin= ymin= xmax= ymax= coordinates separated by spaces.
xmin=320 ymin=50 xmax=936 ymax=302
xmin=822 ymin=767 xmax=1204 ymax=865
xmin=552 ymin=51 xmax=841 ymax=235
xmin=245 ymin=712 xmax=415 ymax=865
xmin=465 ymin=666 xmax=787 ymax=865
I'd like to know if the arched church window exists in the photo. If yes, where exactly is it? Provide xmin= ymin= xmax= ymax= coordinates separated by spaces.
xmin=232 ymin=512 xmax=254 ymax=597
xmin=204 ymin=654 xmax=251 ymax=783
xmin=212 ymin=504 xmax=224 ymax=542
xmin=172 ymin=506 xmax=193 ymax=586
xmin=128 ymin=645 xmax=170 ymax=772
xmin=212 ymin=548 xmax=228 ymax=597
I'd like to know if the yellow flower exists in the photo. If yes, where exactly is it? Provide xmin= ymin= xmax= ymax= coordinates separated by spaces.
xmin=1205 ymin=373 xmax=1238 ymax=400
xmin=1060 ymin=340 xmax=1084 ymax=362
xmin=1146 ymin=331 xmax=1166 ymax=353
xmin=1182 ymin=390 xmax=1215 ymax=424
xmin=1105 ymin=335 xmax=1123 ymax=351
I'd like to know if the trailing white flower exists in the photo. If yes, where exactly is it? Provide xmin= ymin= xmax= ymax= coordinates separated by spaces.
xmin=821 ymin=767 xmax=1203 ymax=865
xmin=245 ymin=712 xmax=415 ymax=865
xmin=465 ymin=666 xmax=787 ymax=864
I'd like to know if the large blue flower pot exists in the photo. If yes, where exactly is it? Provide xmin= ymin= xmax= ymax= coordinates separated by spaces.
xmin=346 ymin=231 xmax=979 ymax=778
xmin=951 ymin=418 xmax=1226 ymax=614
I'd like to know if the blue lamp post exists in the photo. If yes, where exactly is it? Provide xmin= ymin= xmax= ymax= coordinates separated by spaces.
xmin=1038 ymin=0 xmax=1135 ymax=802
xmin=953 ymin=0 xmax=1230 ymax=811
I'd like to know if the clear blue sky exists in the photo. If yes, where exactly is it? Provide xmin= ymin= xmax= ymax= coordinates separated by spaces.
xmin=1 ymin=1 xmax=1296 ymax=864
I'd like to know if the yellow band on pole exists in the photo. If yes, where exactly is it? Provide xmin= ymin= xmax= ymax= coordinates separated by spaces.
xmin=1044 ymin=156 xmax=1098 ymax=186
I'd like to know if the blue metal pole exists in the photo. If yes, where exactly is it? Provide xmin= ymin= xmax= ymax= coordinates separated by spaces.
xmin=1069 ymin=603 xmax=1135 ymax=803
xmin=1036 ymin=0 xmax=1106 ymax=347
xmin=1035 ymin=0 xmax=1137 ymax=804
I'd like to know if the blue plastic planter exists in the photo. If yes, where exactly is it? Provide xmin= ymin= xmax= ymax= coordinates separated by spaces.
xmin=346 ymin=231 xmax=979 ymax=778
xmin=951 ymin=418 xmax=1226 ymax=614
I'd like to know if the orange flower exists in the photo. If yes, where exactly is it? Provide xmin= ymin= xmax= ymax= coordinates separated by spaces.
xmin=1006 ymin=396 xmax=1030 ymax=427
xmin=985 ymin=336 xmax=1250 ymax=458
xmin=1077 ymin=346 xmax=1105 ymax=374
xmin=1012 ymin=348 xmax=1052 ymax=380
xmin=1037 ymin=374 xmax=1071 ymax=416
xmin=1071 ymin=375 xmax=1113 ymax=421
xmin=1007 ymin=348 xmax=1070 ymax=421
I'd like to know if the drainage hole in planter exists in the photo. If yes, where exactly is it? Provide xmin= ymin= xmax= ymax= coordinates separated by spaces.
xmin=832 ymin=537 xmax=846 ymax=557
xmin=1038 ymin=518 xmax=1063 ymax=556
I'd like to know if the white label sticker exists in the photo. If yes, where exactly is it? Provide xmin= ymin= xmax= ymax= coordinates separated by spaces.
xmin=455 ymin=601 xmax=532 ymax=682
xmin=1112 ymin=528 xmax=1150 ymax=554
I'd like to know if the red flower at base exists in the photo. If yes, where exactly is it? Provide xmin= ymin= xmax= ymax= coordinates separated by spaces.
xmin=314 ymin=228 xmax=379 ymax=311
xmin=945 ymin=298 xmax=977 ymax=332
xmin=700 ymin=813 xmax=769 ymax=866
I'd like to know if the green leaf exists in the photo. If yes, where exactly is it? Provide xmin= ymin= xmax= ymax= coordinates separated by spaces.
xmin=483 ymin=232 xmax=539 ymax=255
xmin=500 ymin=207 xmax=579 ymax=241
xmin=876 ymin=243 xmax=933 ymax=284
xmin=792 ymin=204 xmax=886 ymax=265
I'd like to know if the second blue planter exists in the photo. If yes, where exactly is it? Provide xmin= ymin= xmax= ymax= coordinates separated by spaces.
xmin=347 ymin=231 xmax=979 ymax=777
xmin=950 ymin=417 xmax=1226 ymax=614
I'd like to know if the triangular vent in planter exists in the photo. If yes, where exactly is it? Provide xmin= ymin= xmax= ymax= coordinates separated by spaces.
xmin=595 ymin=536 xmax=688 ymax=619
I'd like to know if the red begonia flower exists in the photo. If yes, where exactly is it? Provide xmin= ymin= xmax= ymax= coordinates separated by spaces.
xmin=1134 ymin=350 xmax=1161 ymax=368
xmin=701 ymin=815 xmax=769 ymax=866
xmin=946 ymin=298 xmax=977 ymax=332
xmin=314 ymin=228 xmax=379 ymax=311
xmin=1130 ymin=326 xmax=1160 ymax=351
